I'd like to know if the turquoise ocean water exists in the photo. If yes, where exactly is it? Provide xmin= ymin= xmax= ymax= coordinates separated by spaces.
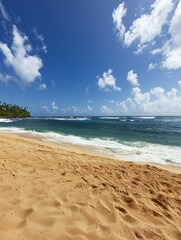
xmin=0 ymin=116 xmax=181 ymax=165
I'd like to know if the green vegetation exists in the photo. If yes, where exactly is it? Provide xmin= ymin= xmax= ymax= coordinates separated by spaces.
xmin=0 ymin=102 xmax=30 ymax=118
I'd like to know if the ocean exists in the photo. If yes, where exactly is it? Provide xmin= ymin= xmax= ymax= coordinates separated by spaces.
xmin=0 ymin=116 xmax=181 ymax=165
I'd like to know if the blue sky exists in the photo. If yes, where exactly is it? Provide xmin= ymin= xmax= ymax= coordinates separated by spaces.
xmin=0 ymin=0 xmax=181 ymax=116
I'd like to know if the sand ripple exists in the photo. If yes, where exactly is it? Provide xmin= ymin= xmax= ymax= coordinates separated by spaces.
xmin=0 ymin=134 xmax=181 ymax=240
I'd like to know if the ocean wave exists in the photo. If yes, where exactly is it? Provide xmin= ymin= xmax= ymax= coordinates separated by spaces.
xmin=132 ymin=116 xmax=155 ymax=119
xmin=0 ymin=118 xmax=14 ymax=123
xmin=0 ymin=127 xmax=180 ymax=165
xmin=99 ymin=117 xmax=120 ymax=120
xmin=161 ymin=117 xmax=181 ymax=123
xmin=47 ymin=117 xmax=89 ymax=121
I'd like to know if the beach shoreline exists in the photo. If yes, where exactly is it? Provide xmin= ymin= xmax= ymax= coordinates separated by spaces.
xmin=0 ymin=132 xmax=181 ymax=240
xmin=1 ymin=131 xmax=181 ymax=174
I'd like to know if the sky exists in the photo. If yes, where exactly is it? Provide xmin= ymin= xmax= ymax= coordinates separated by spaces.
xmin=0 ymin=0 xmax=181 ymax=116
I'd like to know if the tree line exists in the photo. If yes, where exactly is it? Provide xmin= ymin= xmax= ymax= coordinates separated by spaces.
xmin=0 ymin=102 xmax=30 ymax=118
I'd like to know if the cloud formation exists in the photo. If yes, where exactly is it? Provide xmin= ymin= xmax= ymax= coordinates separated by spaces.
xmin=38 ymin=83 xmax=46 ymax=90
xmin=113 ymin=0 xmax=181 ymax=70
xmin=100 ymin=105 xmax=113 ymax=114
xmin=148 ymin=63 xmax=157 ymax=71
xmin=112 ymin=2 xmax=127 ymax=39
xmin=51 ymin=102 xmax=58 ymax=112
xmin=43 ymin=102 xmax=59 ymax=113
xmin=97 ymin=69 xmax=121 ymax=92
xmin=127 ymin=70 xmax=139 ymax=86
xmin=161 ymin=1 xmax=181 ymax=69
xmin=0 ymin=1 xmax=10 ymax=21
xmin=118 ymin=82 xmax=181 ymax=115
xmin=32 ymin=28 xmax=48 ymax=54
xmin=0 ymin=72 xmax=16 ymax=83
xmin=124 ymin=0 xmax=174 ymax=48
xmin=0 ymin=25 xmax=43 ymax=87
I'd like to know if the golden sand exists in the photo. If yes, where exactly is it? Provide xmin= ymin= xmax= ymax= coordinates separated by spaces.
xmin=0 ymin=133 xmax=181 ymax=240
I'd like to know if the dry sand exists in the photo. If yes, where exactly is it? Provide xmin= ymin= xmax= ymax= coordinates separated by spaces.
xmin=0 ymin=133 xmax=181 ymax=240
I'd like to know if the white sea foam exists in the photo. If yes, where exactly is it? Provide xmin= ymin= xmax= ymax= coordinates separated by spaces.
xmin=161 ymin=117 xmax=181 ymax=123
xmin=132 ymin=116 xmax=155 ymax=119
xmin=99 ymin=117 xmax=120 ymax=120
xmin=0 ymin=127 xmax=180 ymax=165
xmin=47 ymin=117 xmax=89 ymax=121
xmin=0 ymin=118 xmax=14 ymax=123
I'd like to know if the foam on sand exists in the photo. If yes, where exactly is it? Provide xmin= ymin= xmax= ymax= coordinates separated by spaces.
xmin=0 ymin=127 xmax=180 ymax=165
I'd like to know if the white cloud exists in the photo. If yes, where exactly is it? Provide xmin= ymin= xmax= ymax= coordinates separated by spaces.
xmin=123 ymin=0 xmax=174 ymax=47
xmin=178 ymin=80 xmax=181 ymax=89
xmin=38 ymin=83 xmax=46 ymax=90
xmin=148 ymin=62 xmax=157 ymax=71
xmin=127 ymin=70 xmax=139 ymax=86
xmin=43 ymin=105 xmax=49 ymax=112
xmin=113 ymin=0 xmax=181 ymax=70
xmin=85 ymin=85 xmax=91 ymax=94
xmin=0 ymin=72 xmax=16 ymax=83
xmin=87 ymin=105 xmax=92 ymax=112
xmin=118 ymin=81 xmax=181 ymax=115
xmin=88 ymin=100 xmax=92 ymax=103
xmin=33 ymin=28 xmax=48 ymax=54
xmin=51 ymin=80 xmax=55 ymax=87
xmin=100 ymin=105 xmax=113 ymax=114
xmin=51 ymin=102 xmax=58 ymax=112
xmin=108 ymin=100 xmax=115 ymax=103
xmin=43 ymin=102 xmax=59 ymax=113
xmin=112 ymin=2 xmax=127 ymax=39
xmin=0 ymin=25 xmax=43 ymax=87
xmin=150 ymin=87 xmax=165 ymax=96
xmin=0 ymin=2 xmax=10 ymax=21
xmin=97 ymin=69 xmax=121 ymax=92
xmin=161 ymin=1 xmax=181 ymax=69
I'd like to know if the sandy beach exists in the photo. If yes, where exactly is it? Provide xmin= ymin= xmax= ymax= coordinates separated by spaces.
xmin=0 ymin=133 xmax=181 ymax=240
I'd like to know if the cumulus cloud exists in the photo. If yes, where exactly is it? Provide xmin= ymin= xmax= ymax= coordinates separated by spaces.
xmin=113 ymin=0 xmax=181 ymax=70
xmin=127 ymin=70 xmax=139 ymax=86
xmin=112 ymin=2 xmax=127 ymax=39
xmin=38 ymin=83 xmax=46 ymax=90
xmin=0 ymin=25 xmax=43 ymax=87
xmin=118 ymin=81 xmax=181 ymax=115
xmin=148 ymin=63 xmax=157 ymax=71
xmin=100 ymin=105 xmax=113 ymax=114
xmin=43 ymin=102 xmax=59 ymax=113
xmin=161 ymin=1 xmax=181 ymax=69
xmin=43 ymin=105 xmax=49 ymax=112
xmin=123 ymin=0 xmax=174 ymax=47
xmin=178 ymin=80 xmax=181 ymax=89
xmin=51 ymin=102 xmax=58 ymax=112
xmin=0 ymin=72 xmax=16 ymax=83
xmin=97 ymin=69 xmax=121 ymax=92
